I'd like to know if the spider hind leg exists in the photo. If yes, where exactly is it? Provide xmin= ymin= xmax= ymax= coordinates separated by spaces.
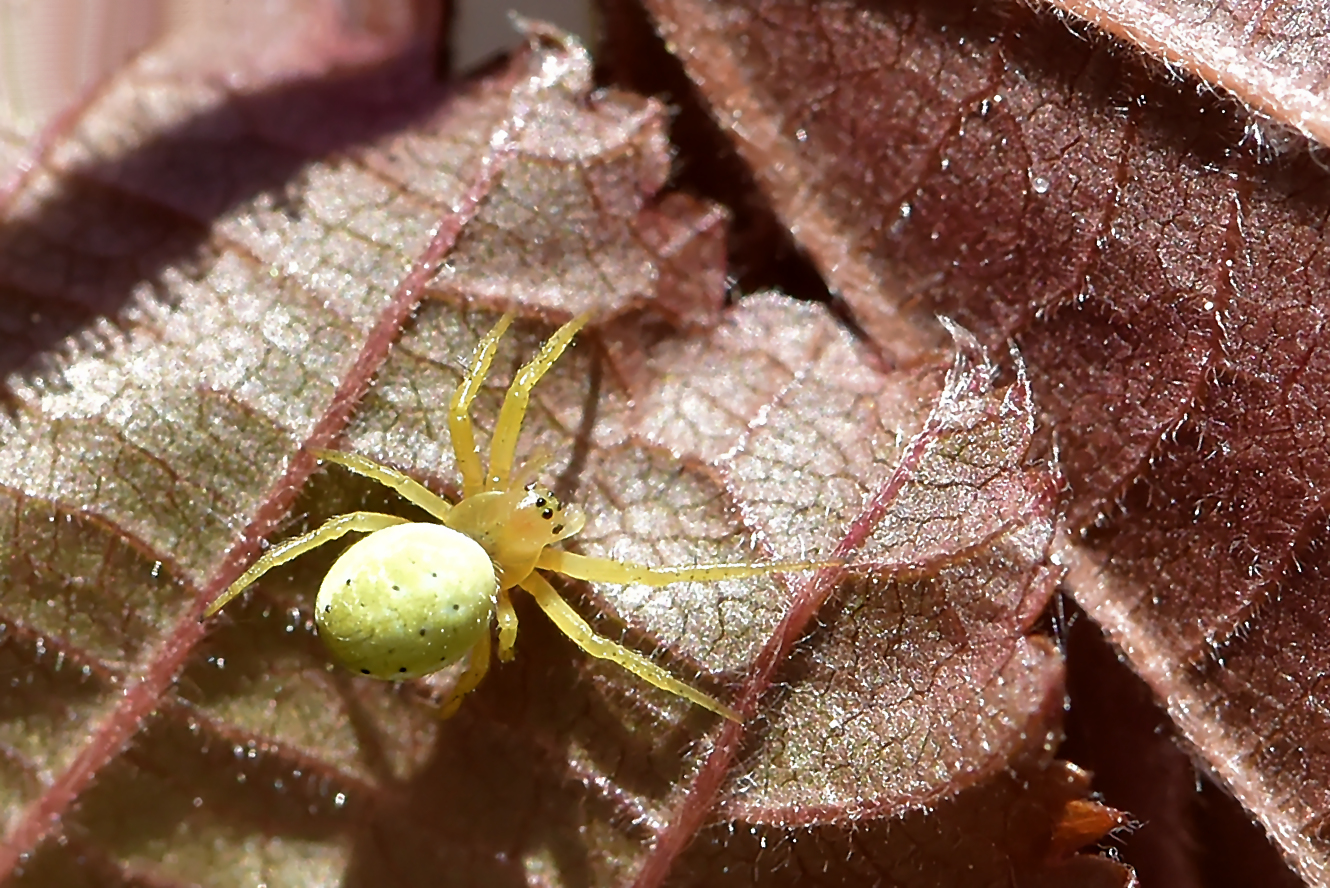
xmin=518 ymin=572 xmax=740 ymax=722
xmin=312 ymin=449 xmax=453 ymax=521
xmin=437 ymin=630 xmax=493 ymax=719
xmin=496 ymin=587 xmax=519 ymax=661
xmin=203 ymin=511 xmax=409 ymax=618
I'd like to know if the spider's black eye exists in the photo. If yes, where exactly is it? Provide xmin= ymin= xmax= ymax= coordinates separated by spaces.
xmin=552 ymin=524 xmax=565 ymax=535
xmin=524 ymin=481 xmax=536 ymax=491
xmin=542 ymin=508 xmax=554 ymax=519
xmin=535 ymin=497 xmax=547 ymax=507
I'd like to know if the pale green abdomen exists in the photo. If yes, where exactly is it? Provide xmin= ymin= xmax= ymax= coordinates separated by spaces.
xmin=314 ymin=523 xmax=497 ymax=680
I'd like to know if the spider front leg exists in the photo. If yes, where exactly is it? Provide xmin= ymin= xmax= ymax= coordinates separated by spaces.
xmin=487 ymin=312 xmax=591 ymax=491
xmin=203 ymin=511 xmax=409 ymax=618
xmin=518 ymin=572 xmax=741 ymax=722
xmin=449 ymin=312 xmax=515 ymax=498
xmin=536 ymin=549 xmax=834 ymax=586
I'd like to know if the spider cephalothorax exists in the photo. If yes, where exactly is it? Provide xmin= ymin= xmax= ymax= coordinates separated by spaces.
xmin=204 ymin=311 xmax=826 ymax=721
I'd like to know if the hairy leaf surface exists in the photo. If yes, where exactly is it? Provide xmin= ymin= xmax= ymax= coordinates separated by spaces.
xmin=616 ymin=0 xmax=1330 ymax=883
xmin=0 ymin=3 xmax=1122 ymax=887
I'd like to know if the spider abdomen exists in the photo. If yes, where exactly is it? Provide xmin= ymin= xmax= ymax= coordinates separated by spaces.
xmin=314 ymin=522 xmax=497 ymax=680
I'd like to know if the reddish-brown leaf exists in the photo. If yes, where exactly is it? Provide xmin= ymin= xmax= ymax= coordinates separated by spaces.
xmin=0 ymin=6 xmax=1099 ymax=888
xmin=616 ymin=0 xmax=1330 ymax=884
xmin=1047 ymin=0 xmax=1330 ymax=147
xmin=674 ymin=759 xmax=1131 ymax=888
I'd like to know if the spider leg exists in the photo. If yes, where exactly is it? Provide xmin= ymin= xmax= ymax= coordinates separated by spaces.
xmin=203 ymin=511 xmax=409 ymax=618
xmin=312 ymin=449 xmax=453 ymax=521
xmin=487 ymin=312 xmax=592 ymax=491
xmin=518 ymin=571 xmax=740 ymax=722
xmin=436 ymin=629 xmax=492 ymax=720
xmin=536 ymin=549 xmax=834 ymax=586
xmin=496 ymin=587 xmax=519 ymax=661
xmin=449 ymin=311 xmax=515 ymax=497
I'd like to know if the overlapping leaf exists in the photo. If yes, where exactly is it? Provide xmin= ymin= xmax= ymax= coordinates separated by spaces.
xmin=1051 ymin=0 xmax=1330 ymax=147
xmin=617 ymin=0 xmax=1330 ymax=883
xmin=0 ymin=4 xmax=1122 ymax=887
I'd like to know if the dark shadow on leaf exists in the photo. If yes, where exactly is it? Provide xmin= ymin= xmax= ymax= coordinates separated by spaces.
xmin=594 ymin=0 xmax=832 ymax=309
xmin=671 ymin=761 xmax=1134 ymax=888
xmin=554 ymin=335 xmax=603 ymax=505
xmin=342 ymin=600 xmax=691 ymax=888
xmin=67 ymin=712 xmax=361 ymax=863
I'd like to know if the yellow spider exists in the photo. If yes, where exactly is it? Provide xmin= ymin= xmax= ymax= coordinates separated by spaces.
xmin=204 ymin=311 xmax=822 ymax=721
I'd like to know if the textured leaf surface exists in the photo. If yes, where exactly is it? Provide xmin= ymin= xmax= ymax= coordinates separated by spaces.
xmin=615 ymin=0 xmax=1330 ymax=883
xmin=1050 ymin=0 xmax=1330 ymax=146
xmin=0 ymin=3 xmax=1123 ymax=887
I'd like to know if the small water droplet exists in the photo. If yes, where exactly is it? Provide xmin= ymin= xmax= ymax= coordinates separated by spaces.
xmin=334 ymin=791 xmax=347 ymax=809
xmin=1031 ymin=175 xmax=1050 ymax=194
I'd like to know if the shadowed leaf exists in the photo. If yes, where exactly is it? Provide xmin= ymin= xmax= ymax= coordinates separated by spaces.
xmin=615 ymin=0 xmax=1330 ymax=883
